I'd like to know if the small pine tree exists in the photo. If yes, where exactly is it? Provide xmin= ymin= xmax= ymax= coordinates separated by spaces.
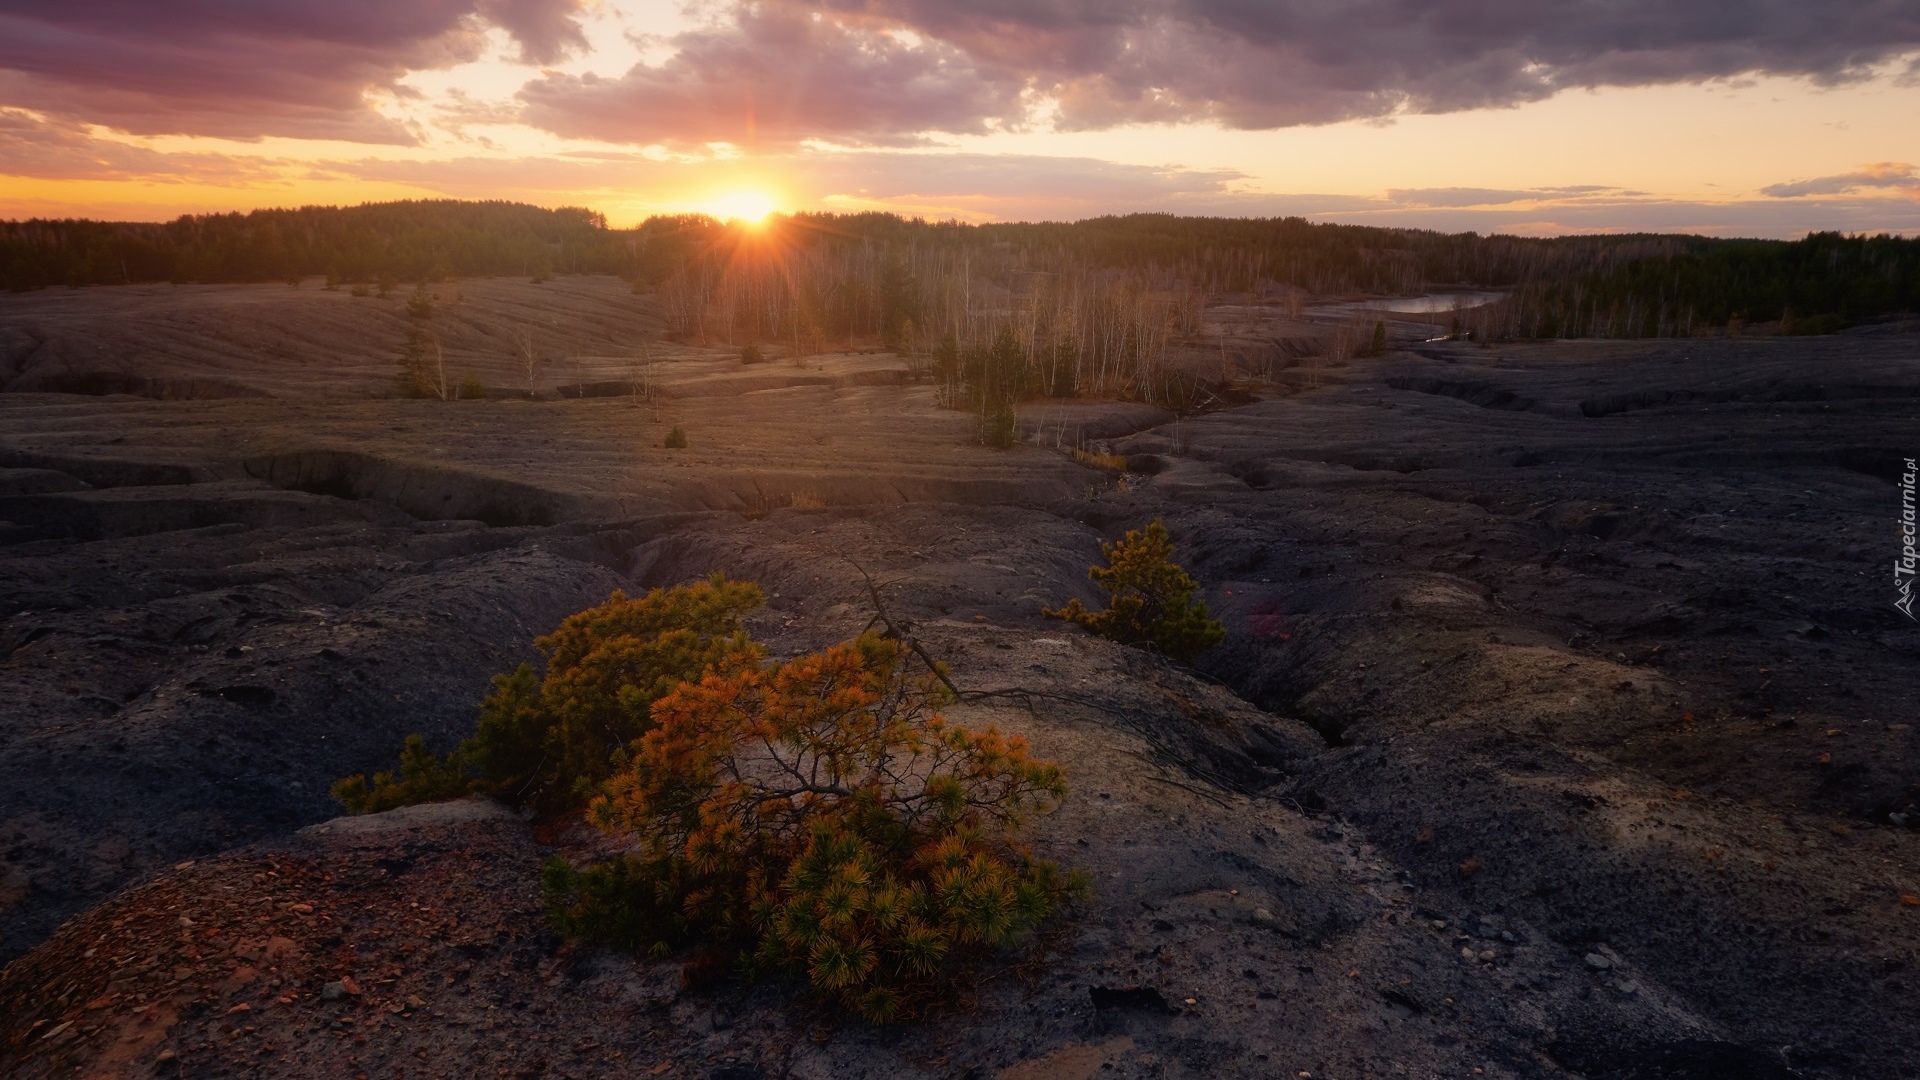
xmin=332 ymin=576 xmax=765 ymax=815
xmin=377 ymin=271 xmax=398 ymax=298
xmin=740 ymin=342 xmax=765 ymax=364
xmin=981 ymin=402 xmax=1016 ymax=448
xmin=406 ymin=283 xmax=434 ymax=319
xmin=1368 ymin=320 xmax=1388 ymax=356
xmin=886 ymin=317 xmax=916 ymax=356
xmin=1044 ymin=519 xmax=1225 ymax=662
xmin=335 ymin=581 xmax=1085 ymax=1023
xmin=663 ymin=426 xmax=689 ymax=449
xmin=547 ymin=631 xmax=1081 ymax=1023
xmin=395 ymin=327 xmax=435 ymax=398
xmin=331 ymin=735 xmax=469 ymax=813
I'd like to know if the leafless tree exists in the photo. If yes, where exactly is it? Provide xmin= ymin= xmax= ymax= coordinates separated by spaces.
xmin=514 ymin=326 xmax=542 ymax=399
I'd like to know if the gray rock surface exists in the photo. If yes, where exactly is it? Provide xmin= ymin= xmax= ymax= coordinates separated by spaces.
xmin=1 ymin=282 xmax=1915 ymax=1078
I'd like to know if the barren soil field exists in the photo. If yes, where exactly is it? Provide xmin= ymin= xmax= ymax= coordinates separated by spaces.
xmin=1 ymin=276 xmax=1917 ymax=1080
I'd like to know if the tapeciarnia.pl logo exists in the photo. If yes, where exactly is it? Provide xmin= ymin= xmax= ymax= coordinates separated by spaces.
xmin=1899 ymin=457 xmax=1918 ymax=620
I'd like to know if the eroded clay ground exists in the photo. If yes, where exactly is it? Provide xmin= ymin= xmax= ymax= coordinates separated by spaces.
xmin=2 ymin=278 xmax=1917 ymax=1080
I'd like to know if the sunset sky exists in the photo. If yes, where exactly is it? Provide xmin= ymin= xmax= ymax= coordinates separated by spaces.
xmin=4 ymin=0 xmax=1919 ymax=236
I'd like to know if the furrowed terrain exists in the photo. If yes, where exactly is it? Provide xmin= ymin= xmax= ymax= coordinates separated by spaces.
xmin=1 ymin=276 xmax=1916 ymax=1080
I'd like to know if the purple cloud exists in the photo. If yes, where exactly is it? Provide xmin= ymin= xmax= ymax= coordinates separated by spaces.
xmin=517 ymin=1 xmax=1920 ymax=144
xmin=0 ymin=0 xmax=586 ymax=143
xmin=813 ymin=0 xmax=1920 ymax=129
xmin=1763 ymin=163 xmax=1920 ymax=198
xmin=519 ymin=5 xmax=1023 ymax=148
xmin=0 ymin=109 xmax=282 ymax=181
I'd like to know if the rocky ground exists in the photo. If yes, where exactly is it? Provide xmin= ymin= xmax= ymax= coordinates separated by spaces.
xmin=1 ymin=280 xmax=1917 ymax=1079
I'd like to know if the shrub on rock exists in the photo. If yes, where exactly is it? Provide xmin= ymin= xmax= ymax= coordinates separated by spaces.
xmin=332 ymin=575 xmax=764 ymax=815
xmin=1045 ymin=519 xmax=1225 ymax=662
xmin=543 ymin=631 xmax=1080 ymax=1023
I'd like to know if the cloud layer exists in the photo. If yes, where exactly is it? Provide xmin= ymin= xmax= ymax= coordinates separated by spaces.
xmin=17 ymin=0 xmax=1900 ymax=149
xmin=519 ymin=5 xmax=1022 ymax=148
xmin=519 ymin=1 xmax=1920 ymax=146
xmin=0 ymin=0 xmax=586 ymax=142
xmin=1763 ymin=162 xmax=1920 ymax=198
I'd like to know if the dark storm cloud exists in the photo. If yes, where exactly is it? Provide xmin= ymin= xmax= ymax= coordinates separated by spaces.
xmin=518 ymin=4 xmax=1023 ymax=148
xmin=0 ymin=0 xmax=586 ymax=142
xmin=523 ymin=0 xmax=1920 ymax=144
xmin=1763 ymin=163 xmax=1920 ymax=197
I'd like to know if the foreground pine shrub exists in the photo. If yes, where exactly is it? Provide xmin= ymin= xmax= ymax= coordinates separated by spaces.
xmin=332 ymin=575 xmax=763 ymax=814
xmin=1045 ymin=519 xmax=1225 ymax=662
xmin=543 ymin=631 xmax=1081 ymax=1023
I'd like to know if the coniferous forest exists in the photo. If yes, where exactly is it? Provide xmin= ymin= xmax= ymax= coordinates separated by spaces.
xmin=5 ymin=201 xmax=1916 ymax=349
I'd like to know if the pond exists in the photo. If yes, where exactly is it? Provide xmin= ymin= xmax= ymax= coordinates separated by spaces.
xmin=1314 ymin=290 xmax=1506 ymax=316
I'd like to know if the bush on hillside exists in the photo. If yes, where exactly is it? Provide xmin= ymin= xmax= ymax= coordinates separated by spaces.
xmin=544 ymin=632 xmax=1080 ymax=1023
xmin=1045 ymin=519 xmax=1225 ymax=662
xmin=332 ymin=575 xmax=764 ymax=815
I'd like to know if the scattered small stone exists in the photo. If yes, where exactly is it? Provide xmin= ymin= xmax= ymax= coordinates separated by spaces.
xmin=1457 ymin=857 xmax=1483 ymax=877
xmin=1429 ymin=919 xmax=1447 ymax=931
xmin=1478 ymin=950 xmax=1496 ymax=963
xmin=1614 ymin=980 xmax=1639 ymax=995
xmin=406 ymin=994 xmax=427 ymax=1008
xmin=39 ymin=1020 xmax=75 ymax=1043
xmin=156 ymin=1049 xmax=177 ymax=1064
xmin=321 ymin=981 xmax=348 ymax=1001
xmin=1583 ymin=953 xmax=1612 ymax=971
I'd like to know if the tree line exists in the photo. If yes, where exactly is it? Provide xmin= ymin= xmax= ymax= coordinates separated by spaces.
xmin=0 ymin=200 xmax=636 ymax=290
xmin=9 ymin=201 xmax=1917 ymax=422
xmin=1451 ymin=231 xmax=1920 ymax=341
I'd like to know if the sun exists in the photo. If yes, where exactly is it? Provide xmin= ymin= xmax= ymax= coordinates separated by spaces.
xmin=705 ymin=191 xmax=777 ymax=224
